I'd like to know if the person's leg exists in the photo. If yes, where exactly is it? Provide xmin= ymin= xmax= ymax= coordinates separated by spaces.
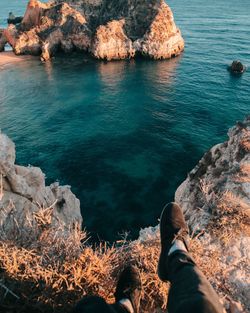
xmin=114 ymin=265 xmax=142 ymax=313
xmin=167 ymin=251 xmax=224 ymax=313
xmin=158 ymin=203 xmax=225 ymax=313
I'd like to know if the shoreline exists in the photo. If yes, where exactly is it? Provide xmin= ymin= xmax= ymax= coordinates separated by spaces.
xmin=0 ymin=51 xmax=37 ymax=66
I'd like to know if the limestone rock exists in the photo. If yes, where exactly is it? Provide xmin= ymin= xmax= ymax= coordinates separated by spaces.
xmin=135 ymin=1 xmax=184 ymax=59
xmin=3 ymin=25 xmax=19 ymax=49
xmin=1 ymin=0 xmax=184 ymax=61
xmin=41 ymin=28 xmax=64 ymax=61
xmin=0 ymin=133 xmax=15 ymax=176
xmin=0 ymin=132 xmax=82 ymax=230
xmin=175 ymin=117 xmax=250 ymax=308
xmin=0 ymin=29 xmax=8 ymax=52
xmin=14 ymin=28 xmax=41 ymax=55
xmin=21 ymin=0 xmax=50 ymax=31
xmin=91 ymin=19 xmax=135 ymax=60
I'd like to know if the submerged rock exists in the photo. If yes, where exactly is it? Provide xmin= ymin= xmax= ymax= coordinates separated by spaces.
xmin=0 ymin=132 xmax=82 ymax=230
xmin=229 ymin=60 xmax=246 ymax=74
xmin=2 ymin=0 xmax=184 ymax=61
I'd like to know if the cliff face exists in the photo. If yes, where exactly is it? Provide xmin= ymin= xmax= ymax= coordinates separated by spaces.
xmin=0 ymin=133 xmax=82 ymax=231
xmin=176 ymin=117 xmax=250 ymax=309
xmin=2 ymin=0 xmax=184 ymax=61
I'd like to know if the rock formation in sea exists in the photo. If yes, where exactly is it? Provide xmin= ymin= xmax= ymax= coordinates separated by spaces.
xmin=229 ymin=60 xmax=246 ymax=74
xmin=1 ymin=0 xmax=184 ymax=61
xmin=175 ymin=117 xmax=250 ymax=308
xmin=0 ymin=132 xmax=82 ymax=230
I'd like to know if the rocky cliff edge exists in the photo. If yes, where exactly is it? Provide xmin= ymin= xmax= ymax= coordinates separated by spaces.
xmin=0 ymin=132 xmax=82 ymax=231
xmin=0 ymin=0 xmax=184 ymax=61
xmin=175 ymin=117 xmax=250 ymax=309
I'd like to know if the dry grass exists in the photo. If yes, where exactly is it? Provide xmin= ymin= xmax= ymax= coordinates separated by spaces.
xmin=208 ymin=191 xmax=250 ymax=245
xmin=199 ymin=179 xmax=250 ymax=244
xmin=0 ymin=205 xmax=168 ymax=313
xmin=0 ymin=199 xmax=247 ymax=312
xmin=239 ymin=138 xmax=250 ymax=152
xmin=234 ymin=163 xmax=250 ymax=183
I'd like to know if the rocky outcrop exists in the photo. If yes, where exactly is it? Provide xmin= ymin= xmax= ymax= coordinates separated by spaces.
xmin=2 ymin=0 xmax=184 ymax=61
xmin=0 ymin=132 xmax=82 ymax=231
xmin=176 ymin=117 xmax=250 ymax=309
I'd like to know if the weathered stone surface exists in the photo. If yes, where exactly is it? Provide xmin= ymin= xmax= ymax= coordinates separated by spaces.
xmin=3 ymin=25 xmax=19 ymax=49
xmin=175 ymin=117 xmax=250 ymax=308
xmin=21 ymin=0 xmax=49 ymax=31
xmin=0 ymin=133 xmax=15 ymax=176
xmin=91 ymin=19 xmax=135 ymax=60
xmin=0 ymin=132 xmax=82 ymax=230
xmin=0 ymin=29 xmax=8 ymax=52
xmin=1 ymin=0 xmax=184 ymax=61
xmin=134 ymin=1 xmax=184 ymax=59
xmin=41 ymin=28 xmax=64 ymax=61
xmin=14 ymin=28 xmax=41 ymax=55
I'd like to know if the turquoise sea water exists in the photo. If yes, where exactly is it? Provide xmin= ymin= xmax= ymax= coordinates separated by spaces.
xmin=0 ymin=1 xmax=249 ymax=241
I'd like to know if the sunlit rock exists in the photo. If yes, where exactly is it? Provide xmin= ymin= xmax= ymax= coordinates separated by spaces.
xmin=1 ymin=0 xmax=184 ymax=61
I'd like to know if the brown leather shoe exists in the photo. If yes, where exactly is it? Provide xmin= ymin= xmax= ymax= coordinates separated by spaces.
xmin=114 ymin=265 xmax=142 ymax=313
xmin=158 ymin=202 xmax=189 ymax=282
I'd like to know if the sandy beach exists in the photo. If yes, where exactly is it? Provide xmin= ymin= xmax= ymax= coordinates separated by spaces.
xmin=0 ymin=51 xmax=36 ymax=66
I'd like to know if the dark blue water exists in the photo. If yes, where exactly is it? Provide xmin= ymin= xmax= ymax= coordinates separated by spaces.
xmin=0 ymin=0 xmax=249 ymax=241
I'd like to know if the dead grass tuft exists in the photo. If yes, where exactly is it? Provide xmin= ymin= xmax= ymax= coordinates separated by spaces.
xmin=234 ymin=163 xmax=250 ymax=183
xmin=207 ymin=191 xmax=250 ymax=245
xmin=239 ymin=137 xmax=250 ymax=152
